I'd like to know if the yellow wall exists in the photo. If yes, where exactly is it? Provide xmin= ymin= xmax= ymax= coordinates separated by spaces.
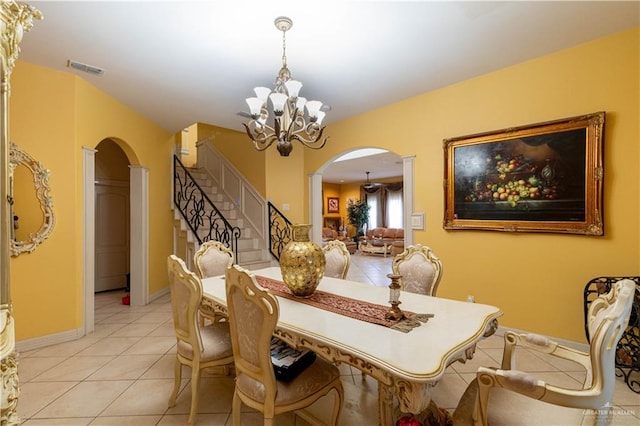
xmin=179 ymin=125 xmax=197 ymax=168
xmin=9 ymin=61 xmax=174 ymax=340
xmin=307 ymin=27 xmax=640 ymax=342
xmin=265 ymin=147 xmax=305 ymax=224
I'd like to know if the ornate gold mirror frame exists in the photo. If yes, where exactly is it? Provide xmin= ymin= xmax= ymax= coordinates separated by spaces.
xmin=9 ymin=142 xmax=55 ymax=256
xmin=1 ymin=2 xmax=41 ymax=424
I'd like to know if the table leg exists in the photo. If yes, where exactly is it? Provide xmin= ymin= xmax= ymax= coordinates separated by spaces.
xmin=378 ymin=384 xmax=394 ymax=426
xmin=378 ymin=381 xmax=453 ymax=426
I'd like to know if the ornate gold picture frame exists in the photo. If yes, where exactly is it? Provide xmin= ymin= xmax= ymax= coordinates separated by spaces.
xmin=9 ymin=142 xmax=55 ymax=255
xmin=443 ymin=112 xmax=604 ymax=235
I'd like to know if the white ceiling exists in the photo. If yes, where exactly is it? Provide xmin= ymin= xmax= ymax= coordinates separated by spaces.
xmin=17 ymin=1 xmax=639 ymax=183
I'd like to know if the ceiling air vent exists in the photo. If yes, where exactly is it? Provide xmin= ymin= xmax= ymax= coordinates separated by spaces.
xmin=67 ymin=60 xmax=104 ymax=76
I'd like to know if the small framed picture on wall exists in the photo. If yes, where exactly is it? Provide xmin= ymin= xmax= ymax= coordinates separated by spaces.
xmin=327 ymin=197 xmax=340 ymax=213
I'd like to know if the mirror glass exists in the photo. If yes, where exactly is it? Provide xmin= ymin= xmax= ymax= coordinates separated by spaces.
xmin=9 ymin=142 xmax=55 ymax=256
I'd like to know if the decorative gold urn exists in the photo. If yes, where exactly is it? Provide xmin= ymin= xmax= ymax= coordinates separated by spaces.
xmin=280 ymin=224 xmax=326 ymax=297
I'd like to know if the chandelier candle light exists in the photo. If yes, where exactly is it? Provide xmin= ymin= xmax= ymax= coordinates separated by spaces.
xmin=243 ymin=16 xmax=328 ymax=157
xmin=385 ymin=274 xmax=405 ymax=321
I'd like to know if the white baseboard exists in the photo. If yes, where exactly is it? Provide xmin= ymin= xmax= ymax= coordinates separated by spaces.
xmin=149 ymin=287 xmax=169 ymax=302
xmin=16 ymin=328 xmax=84 ymax=353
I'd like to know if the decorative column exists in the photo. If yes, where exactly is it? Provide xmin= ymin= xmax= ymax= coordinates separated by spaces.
xmin=1 ymin=2 xmax=41 ymax=424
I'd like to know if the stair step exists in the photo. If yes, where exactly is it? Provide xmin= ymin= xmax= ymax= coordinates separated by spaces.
xmin=237 ymin=248 xmax=265 ymax=263
xmin=237 ymin=238 xmax=257 ymax=250
xmin=239 ymin=259 xmax=276 ymax=271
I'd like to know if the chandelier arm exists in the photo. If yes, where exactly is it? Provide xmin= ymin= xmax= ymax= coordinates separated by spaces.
xmin=244 ymin=120 xmax=276 ymax=138
xmin=243 ymin=123 xmax=278 ymax=151
xmin=288 ymin=117 xmax=323 ymax=140
xmin=290 ymin=134 xmax=329 ymax=150
xmin=289 ymin=125 xmax=328 ymax=149
xmin=252 ymin=135 xmax=279 ymax=152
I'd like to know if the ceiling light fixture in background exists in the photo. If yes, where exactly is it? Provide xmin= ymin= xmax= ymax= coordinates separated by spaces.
xmin=242 ymin=16 xmax=328 ymax=157
xmin=363 ymin=171 xmax=382 ymax=189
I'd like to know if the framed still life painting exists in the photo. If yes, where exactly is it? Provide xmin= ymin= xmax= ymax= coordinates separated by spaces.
xmin=443 ymin=112 xmax=604 ymax=235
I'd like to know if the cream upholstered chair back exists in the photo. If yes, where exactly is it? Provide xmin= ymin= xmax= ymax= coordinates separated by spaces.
xmin=226 ymin=265 xmax=279 ymax=400
xmin=584 ymin=279 xmax=636 ymax=396
xmin=166 ymin=255 xmax=233 ymax=426
xmin=193 ymin=240 xmax=234 ymax=278
xmin=323 ymin=240 xmax=351 ymax=279
xmin=453 ymin=279 xmax=636 ymax=426
xmin=168 ymin=255 xmax=204 ymax=352
xmin=392 ymin=244 xmax=443 ymax=296
xmin=225 ymin=265 xmax=344 ymax=425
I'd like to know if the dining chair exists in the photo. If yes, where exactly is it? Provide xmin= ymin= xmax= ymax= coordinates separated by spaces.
xmin=167 ymin=255 xmax=234 ymax=426
xmin=193 ymin=240 xmax=234 ymax=324
xmin=323 ymin=239 xmax=351 ymax=279
xmin=193 ymin=240 xmax=234 ymax=279
xmin=225 ymin=264 xmax=344 ymax=426
xmin=453 ymin=279 xmax=636 ymax=426
xmin=391 ymin=244 xmax=443 ymax=296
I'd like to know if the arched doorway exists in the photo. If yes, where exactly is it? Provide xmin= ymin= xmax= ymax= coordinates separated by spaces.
xmin=309 ymin=148 xmax=414 ymax=247
xmin=82 ymin=139 xmax=149 ymax=335
xmin=95 ymin=139 xmax=130 ymax=293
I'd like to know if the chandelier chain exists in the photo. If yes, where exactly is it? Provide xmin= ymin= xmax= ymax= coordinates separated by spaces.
xmin=281 ymin=28 xmax=287 ymax=69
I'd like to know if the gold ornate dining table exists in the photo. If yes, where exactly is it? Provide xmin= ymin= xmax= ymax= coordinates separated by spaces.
xmin=200 ymin=266 xmax=502 ymax=425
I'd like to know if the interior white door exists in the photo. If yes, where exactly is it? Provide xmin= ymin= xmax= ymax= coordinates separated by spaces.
xmin=95 ymin=182 xmax=130 ymax=292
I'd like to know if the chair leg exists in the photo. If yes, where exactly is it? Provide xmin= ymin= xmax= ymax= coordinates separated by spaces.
xmin=168 ymin=357 xmax=182 ymax=407
xmin=187 ymin=365 xmax=200 ymax=426
xmin=474 ymin=378 xmax=490 ymax=426
xmin=330 ymin=383 xmax=344 ymax=426
xmin=232 ymin=391 xmax=242 ymax=426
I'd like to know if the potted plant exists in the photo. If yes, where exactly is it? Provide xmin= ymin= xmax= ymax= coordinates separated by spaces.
xmin=346 ymin=198 xmax=370 ymax=244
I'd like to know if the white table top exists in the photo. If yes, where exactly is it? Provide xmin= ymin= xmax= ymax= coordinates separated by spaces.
xmin=202 ymin=266 xmax=503 ymax=384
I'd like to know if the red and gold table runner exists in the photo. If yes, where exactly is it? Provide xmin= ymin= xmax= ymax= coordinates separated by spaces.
xmin=256 ymin=276 xmax=432 ymax=333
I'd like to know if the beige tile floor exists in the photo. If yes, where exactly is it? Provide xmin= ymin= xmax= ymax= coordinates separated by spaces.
xmin=15 ymin=252 xmax=640 ymax=425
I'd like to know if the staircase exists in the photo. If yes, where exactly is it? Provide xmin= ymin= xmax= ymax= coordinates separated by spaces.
xmin=173 ymin=161 xmax=273 ymax=272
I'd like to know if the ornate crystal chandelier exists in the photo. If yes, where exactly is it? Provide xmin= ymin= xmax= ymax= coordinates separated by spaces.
xmin=243 ymin=16 xmax=328 ymax=157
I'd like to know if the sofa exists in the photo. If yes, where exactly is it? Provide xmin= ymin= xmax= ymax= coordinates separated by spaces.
xmin=359 ymin=227 xmax=404 ymax=257
xmin=322 ymin=227 xmax=357 ymax=254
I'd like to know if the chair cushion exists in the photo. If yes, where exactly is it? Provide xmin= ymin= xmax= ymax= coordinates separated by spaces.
xmin=452 ymin=378 xmax=594 ymax=426
xmin=382 ymin=228 xmax=397 ymax=239
xmin=325 ymin=249 xmax=347 ymax=278
xmin=176 ymin=321 xmax=233 ymax=361
xmin=198 ymin=250 xmax=232 ymax=278
xmin=236 ymin=357 xmax=340 ymax=405
xmin=371 ymin=228 xmax=385 ymax=238
xmin=397 ymin=255 xmax=436 ymax=295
